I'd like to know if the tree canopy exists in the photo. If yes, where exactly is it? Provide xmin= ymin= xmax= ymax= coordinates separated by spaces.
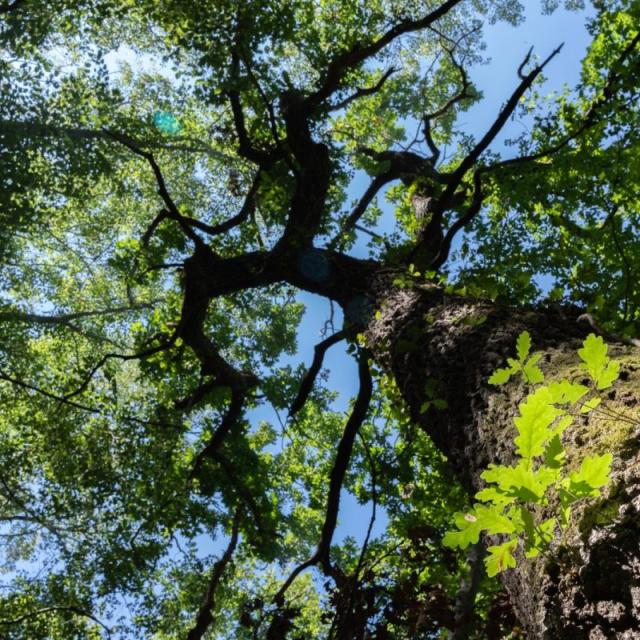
xmin=0 ymin=0 xmax=639 ymax=638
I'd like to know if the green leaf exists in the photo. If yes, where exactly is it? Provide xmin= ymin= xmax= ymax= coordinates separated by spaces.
xmin=526 ymin=353 xmax=542 ymax=367
xmin=516 ymin=331 xmax=532 ymax=361
xmin=507 ymin=357 xmax=521 ymax=370
xmin=485 ymin=538 xmax=518 ymax=577
xmin=580 ymin=397 xmax=601 ymax=414
xmin=578 ymin=333 xmax=620 ymax=390
xmin=598 ymin=361 xmax=621 ymax=390
xmin=552 ymin=414 xmax=573 ymax=436
xmin=568 ymin=453 xmax=613 ymax=497
xmin=443 ymin=504 xmax=515 ymax=549
xmin=513 ymin=387 xmax=563 ymax=461
xmin=578 ymin=333 xmax=608 ymax=370
xmin=475 ymin=486 xmax=515 ymax=507
xmin=543 ymin=433 xmax=565 ymax=469
xmin=548 ymin=380 xmax=589 ymax=404
xmin=488 ymin=367 xmax=515 ymax=385
xmin=473 ymin=503 xmax=517 ymax=535
xmin=442 ymin=512 xmax=483 ymax=549
xmin=421 ymin=398 xmax=447 ymax=412
xmin=481 ymin=462 xmax=556 ymax=502
xmin=523 ymin=361 xmax=545 ymax=384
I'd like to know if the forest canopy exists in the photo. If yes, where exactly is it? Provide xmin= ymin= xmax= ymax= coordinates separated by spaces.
xmin=0 ymin=0 xmax=639 ymax=638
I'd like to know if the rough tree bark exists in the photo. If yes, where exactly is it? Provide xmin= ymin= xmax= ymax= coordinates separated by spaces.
xmin=365 ymin=282 xmax=640 ymax=639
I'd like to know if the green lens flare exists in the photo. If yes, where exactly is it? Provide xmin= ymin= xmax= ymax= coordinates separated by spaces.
xmin=153 ymin=111 xmax=181 ymax=135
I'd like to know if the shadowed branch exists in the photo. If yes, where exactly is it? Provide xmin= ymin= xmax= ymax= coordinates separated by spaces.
xmin=186 ymin=509 xmax=241 ymax=640
xmin=303 ymin=0 xmax=466 ymax=113
xmin=289 ymin=328 xmax=352 ymax=417
xmin=275 ymin=350 xmax=373 ymax=601
xmin=329 ymin=67 xmax=398 ymax=112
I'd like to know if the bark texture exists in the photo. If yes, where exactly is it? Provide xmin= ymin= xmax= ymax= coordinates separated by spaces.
xmin=365 ymin=283 xmax=640 ymax=639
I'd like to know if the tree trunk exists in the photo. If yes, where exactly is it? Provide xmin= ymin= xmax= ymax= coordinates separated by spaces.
xmin=365 ymin=283 xmax=640 ymax=639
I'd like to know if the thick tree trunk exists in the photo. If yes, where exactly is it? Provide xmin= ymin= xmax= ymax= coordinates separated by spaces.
xmin=365 ymin=283 xmax=640 ymax=639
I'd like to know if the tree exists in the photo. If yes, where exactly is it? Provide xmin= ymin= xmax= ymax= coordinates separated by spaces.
xmin=0 ymin=0 xmax=639 ymax=638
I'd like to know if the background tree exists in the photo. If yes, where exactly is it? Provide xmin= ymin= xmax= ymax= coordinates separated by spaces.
xmin=0 ymin=0 xmax=639 ymax=638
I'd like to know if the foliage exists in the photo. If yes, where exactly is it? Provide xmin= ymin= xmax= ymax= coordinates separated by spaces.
xmin=443 ymin=332 xmax=614 ymax=576
xmin=0 ymin=0 xmax=638 ymax=638
xmin=453 ymin=0 xmax=640 ymax=337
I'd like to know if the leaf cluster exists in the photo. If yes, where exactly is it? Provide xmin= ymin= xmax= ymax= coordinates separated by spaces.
xmin=443 ymin=332 xmax=615 ymax=576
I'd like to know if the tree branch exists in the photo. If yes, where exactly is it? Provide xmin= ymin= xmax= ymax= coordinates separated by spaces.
xmin=237 ymin=46 xmax=289 ymax=163
xmin=328 ymin=148 xmax=448 ymax=250
xmin=0 ymin=120 xmax=236 ymax=163
xmin=422 ymin=117 xmax=441 ymax=163
xmin=0 ymin=302 xmax=156 ymax=326
xmin=0 ymin=606 xmax=111 ymax=635
xmin=330 ymin=171 xmax=396 ymax=249
xmin=227 ymin=48 xmax=279 ymax=167
xmin=303 ymin=0 xmax=465 ymax=113
xmin=424 ymin=46 xmax=474 ymax=121
xmin=342 ymin=432 xmax=378 ymax=633
xmin=0 ymin=369 xmax=102 ymax=414
xmin=426 ymin=32 xmax=640 ymax=270
xmin=429 ymin=169 xmax=483 ymax=269
xmin=276 ymin=350 xmax=372 ymax=600
xmin=104 ymin=130 xmax=205 ymax=247
xmin=62 ymin=339 xmax=175 ymax=400
xmin=189 ymin=388 xmax=246 ymax=478
xmin=289 ymin=328 xmax=352 ymax=417
xmin=186 ymin=510 xmax=240 ymax=640
xmin=482 ymin=30 xmax=640 ymax=176
xmin=0 ymin=369 xmax=182 ymax=431
xmin=274 ymin=90 xmax=332 ymax=247
xmin=143 ymin=171 xmax=261 ymax=244
xmin=404 ymin=45 xmax=563 ymax=270
xmin=173 ymin=250 xmax=260 ymax=474
xmin=329 ymin=67 xmax=398 ymax=112
xmin=435 ymin=44 xmax=563 ymax=215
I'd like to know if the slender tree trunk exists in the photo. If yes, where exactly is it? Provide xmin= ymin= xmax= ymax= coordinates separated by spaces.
xmin=365 ymin=283 xmax=640 ymax=639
